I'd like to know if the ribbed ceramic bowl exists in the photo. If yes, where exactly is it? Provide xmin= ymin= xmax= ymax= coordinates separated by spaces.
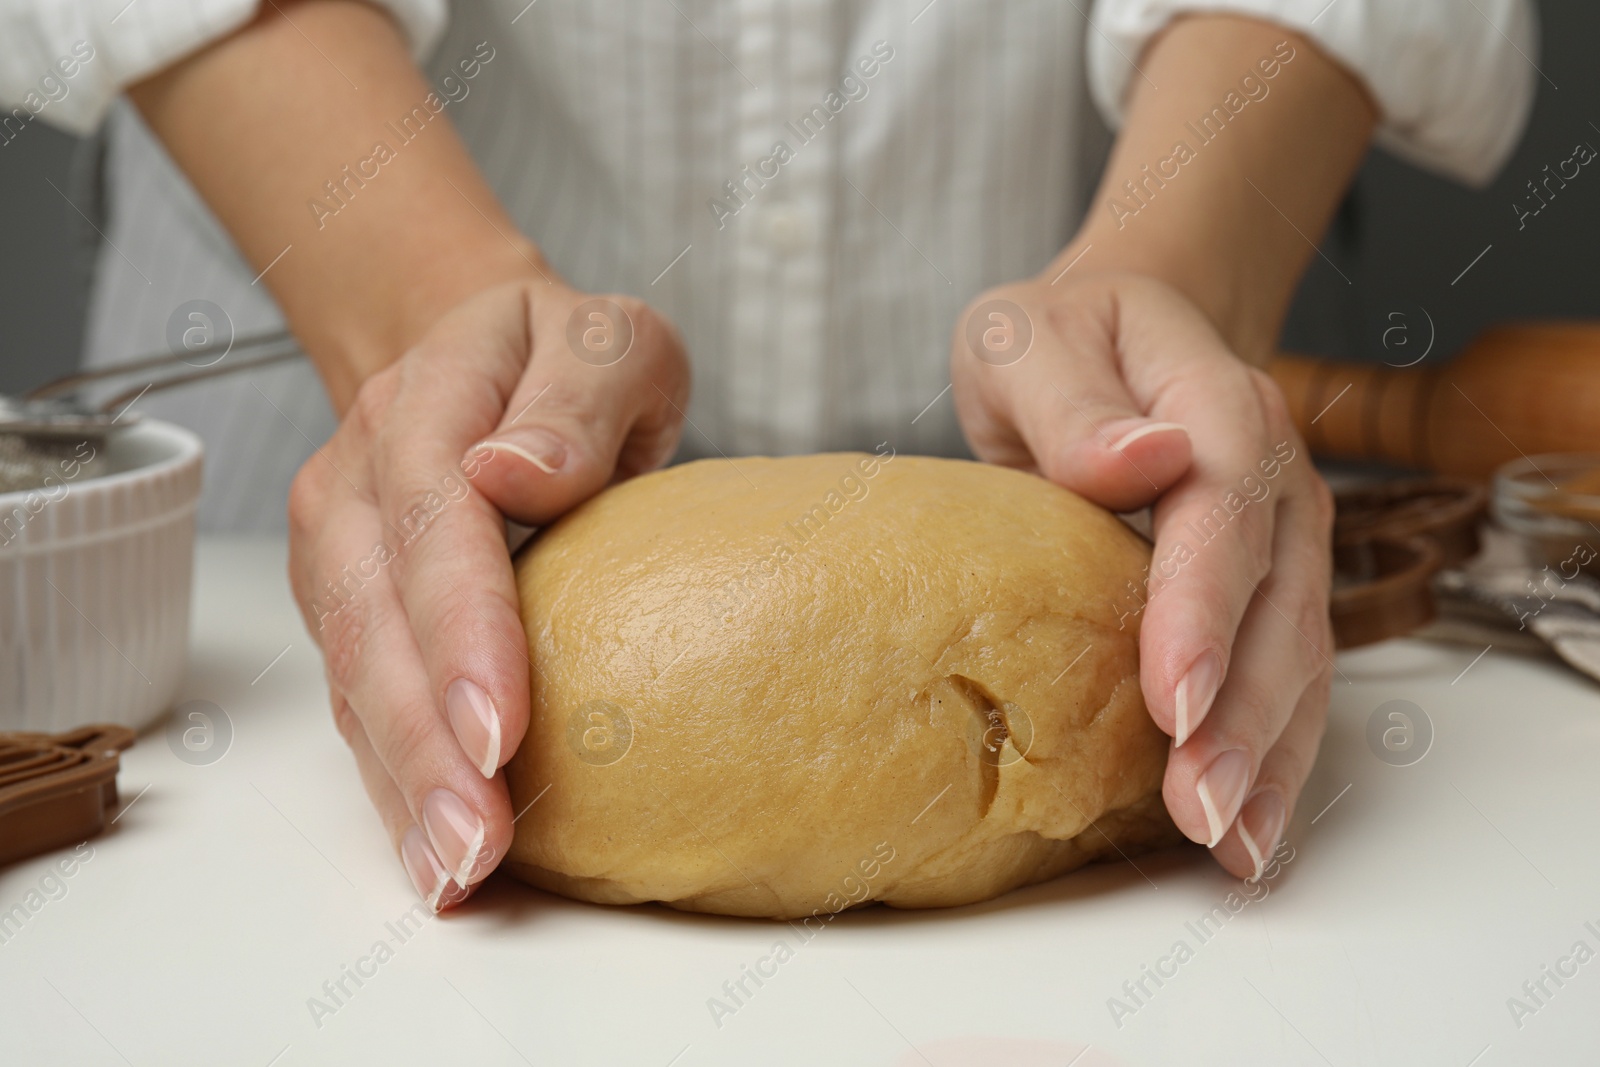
xmin=0 ymin=420 xmax=202 ymax=732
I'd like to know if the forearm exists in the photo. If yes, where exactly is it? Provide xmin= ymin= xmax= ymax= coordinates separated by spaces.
xmin=1055 ymin=15 xmax=1377 ymax=365
xmin=128 ymin=0 xmax=547 ymax=411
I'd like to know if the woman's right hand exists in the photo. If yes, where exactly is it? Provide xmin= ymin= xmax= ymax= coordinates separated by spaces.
xmin=126 ymin=0 xmax=691 ymax=909
xmin=287 ymin=275 xmax=689 ymax=910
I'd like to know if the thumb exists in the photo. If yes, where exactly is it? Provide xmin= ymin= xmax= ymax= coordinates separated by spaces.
xmin=464 ymin=294 xmax=688 ymax=526
xmin=1045 ymin=402 xmax=1192 ymax=512
xmin=986 ymin=303 xmax=1192 ymax=512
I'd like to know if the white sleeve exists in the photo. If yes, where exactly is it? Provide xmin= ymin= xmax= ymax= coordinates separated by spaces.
xmin=1086 ymin=0 xmax=1539 ymax=187
xmin=0 ymin=0 xmax=448 ymax=137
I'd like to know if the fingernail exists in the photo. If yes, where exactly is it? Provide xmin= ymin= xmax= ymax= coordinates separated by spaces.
xmin=1174 ymin=651 xmax=1223 ymax=747
xmin=422 ymin=788 xmax=487 ymax=888
xmin=401 ymin=825 xmax=472 ymax=912
xmin=446 ymin=678 xmax=502 ymax=778
xmin=481 ymin=431 xmax=566 ymax=475
xmin=1237 ymin=789 xmax=1287 ymax=882
xmin=1110 ymin=421 xmax=1187 ymax=453
xmin=1195 ymin=748 xmax=1251 ymax=848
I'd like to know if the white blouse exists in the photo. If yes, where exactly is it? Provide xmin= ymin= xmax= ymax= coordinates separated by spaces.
xmin=0 ymin=0 xmax=1536 ymax=531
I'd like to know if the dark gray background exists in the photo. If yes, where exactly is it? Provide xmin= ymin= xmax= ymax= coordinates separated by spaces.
xmin=2 ymin=2 xmax=1596 ymax=395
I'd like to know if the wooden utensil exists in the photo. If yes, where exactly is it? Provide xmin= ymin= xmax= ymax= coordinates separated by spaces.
xmin=1268 ymin=322 xmax=1600 ymax=479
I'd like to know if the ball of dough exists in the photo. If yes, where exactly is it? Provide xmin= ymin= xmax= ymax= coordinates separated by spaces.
xmin=505 ymin=453 xmax=1180 ymax=918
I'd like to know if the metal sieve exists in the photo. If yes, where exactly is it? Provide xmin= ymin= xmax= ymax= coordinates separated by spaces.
xmin=0 ymin=331 xmax=299 ymax=494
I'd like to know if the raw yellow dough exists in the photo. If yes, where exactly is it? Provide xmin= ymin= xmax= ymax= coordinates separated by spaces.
xmin=505 ymin=453 xmax=1180 ymax=919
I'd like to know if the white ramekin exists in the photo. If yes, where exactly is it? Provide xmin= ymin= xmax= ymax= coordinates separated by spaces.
xmin=0 ymin=419 xmax=203 ymax=733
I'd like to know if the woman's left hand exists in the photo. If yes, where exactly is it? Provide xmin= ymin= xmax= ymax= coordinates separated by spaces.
xmin=950 ymin=268 xmax=1335 ymax=880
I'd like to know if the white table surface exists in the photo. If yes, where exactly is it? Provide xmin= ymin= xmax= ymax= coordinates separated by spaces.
xmin=5 ymin=537 xmax=1600 ymax=1066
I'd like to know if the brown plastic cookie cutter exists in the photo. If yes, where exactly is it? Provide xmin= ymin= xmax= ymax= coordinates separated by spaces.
xmin=1330 ymin=479 xmax=1489 ymax=648
xmin=0 ymin=724 xmax=136 ymax=866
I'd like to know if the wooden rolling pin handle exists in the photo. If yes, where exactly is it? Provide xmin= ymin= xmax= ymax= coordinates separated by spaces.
xmin=1270 ymin=354 xmax=1440 ymax=470
xmin=1268 ymin=324 xmax=1600 ymax=479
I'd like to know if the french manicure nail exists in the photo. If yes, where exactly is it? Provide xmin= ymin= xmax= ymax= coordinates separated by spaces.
xmin=1174 ymin=651 xmax=1223 ymax=747
xmin=446 ymin=678 xmax=502 ymax=778
xmin=1195 ymin=748 xmax=1251 ymax=848
xmin=1237 ymin=789 xmax=1287 ymax=882
xmin=482 ymin=431 xmax=566 ymax=475
xmin=401 ymin=825 xmax=471 ymax=912
xmin=1110 ymin=421 xmax=1187 ymax=453
xmin=422 ymin=788 xmax=487 ymax=888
